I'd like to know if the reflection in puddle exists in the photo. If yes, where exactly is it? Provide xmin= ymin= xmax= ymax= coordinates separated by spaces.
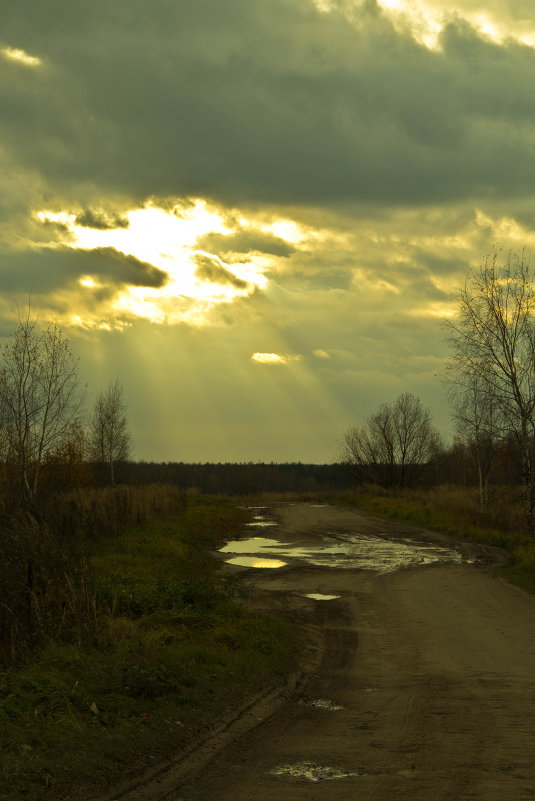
xmin=220 ymin=537 xmax=282 ymax=553
xmin=305 ymin=698 xmax=344 ymax=711
xmin=303 ymin=593 xmax=341 ymax=601
xmin=246 ymin=512 xmax=278 ymax=528
xmin=220 ymin=532 xmax=463 ymax=572
xmin=225 ymin=556 xmax=287 ymax=568
xmin=271 ymin=761 xmax=359 ymax=782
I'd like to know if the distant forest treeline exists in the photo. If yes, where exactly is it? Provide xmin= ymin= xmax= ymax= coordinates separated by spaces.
xmin=97 ymin=461 xmax=352 ymax=495
xmin=97 ymin=438 xmax=523 ymax=497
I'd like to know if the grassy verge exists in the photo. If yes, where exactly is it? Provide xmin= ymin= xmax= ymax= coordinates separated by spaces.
xmin=0 ymin=497 xmax=296 ymax=801
xmin=330 ymin=487 xmax=535 ymax=593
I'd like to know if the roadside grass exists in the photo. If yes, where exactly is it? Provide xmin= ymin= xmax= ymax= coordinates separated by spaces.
xmin=0 ymin=497 xmax=297 ymax=801
xmin=330 ymin=486 xmax=535 ymax=592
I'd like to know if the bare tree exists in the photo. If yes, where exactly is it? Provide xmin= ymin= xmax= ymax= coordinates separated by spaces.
xmin=392 ymin=392 xmax=441 ymax=489
xmin=444 ymin=250 xmax=535 ymax=525
xmin=0 ymin=308 xmax=83 ymax=506
xmin=341 ymin=406 xmax=395 ymax=488
xmin=341 ymin=393 xmax=440 ymax=489
xmin=89 ymin=379 xmax=130 ymax=485
xmin=448 ymin=375 xmax=498 ymax=510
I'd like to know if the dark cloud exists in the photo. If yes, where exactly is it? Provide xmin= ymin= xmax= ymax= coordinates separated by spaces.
xmin=2 ymin=0 xmax=535 ymax=212
xmin=194 ymin=253 xmax=248 ymax=289
xmin=74 ymin=208 xmax=129 ymax=230
xmin=77 ymin=247 xmax=168 ymax=287
xmin=0 ymin=245 xmax=168 ymax=292
xmin=197 ymin=230 xmax=295 ymax=258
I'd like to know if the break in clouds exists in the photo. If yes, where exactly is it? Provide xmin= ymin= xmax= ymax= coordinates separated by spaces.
xmin=2 ymin=0 xmax=535 ymax=460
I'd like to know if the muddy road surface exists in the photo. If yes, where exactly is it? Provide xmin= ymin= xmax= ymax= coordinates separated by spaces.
xmin=101 ymin=503 xmax=535 ymax=801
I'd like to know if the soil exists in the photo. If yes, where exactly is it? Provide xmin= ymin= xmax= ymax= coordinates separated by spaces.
xmin=93 ymin=503 xmax=535 ymax=801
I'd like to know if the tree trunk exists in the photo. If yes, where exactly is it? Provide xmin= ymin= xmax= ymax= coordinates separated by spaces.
xmin=521 ymin=447 xmax=535 ymax=530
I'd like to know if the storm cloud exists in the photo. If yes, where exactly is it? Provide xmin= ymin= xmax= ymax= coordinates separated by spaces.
xmin=0 ymin=246 xmax=168 ymax=293
xmin=3 ymin=0 xmax=535 ymax=212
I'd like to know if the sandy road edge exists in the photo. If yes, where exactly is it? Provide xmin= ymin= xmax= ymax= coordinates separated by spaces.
xmin=89 ymin=623 xmax=324 ymax=801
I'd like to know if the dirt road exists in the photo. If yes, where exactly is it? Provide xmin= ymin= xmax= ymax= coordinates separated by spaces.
xmin=101 ymin=503 xmax=535 ymax=801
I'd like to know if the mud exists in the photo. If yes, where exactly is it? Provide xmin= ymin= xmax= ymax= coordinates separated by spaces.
xmin=219 ymin=504 xmax=467 ymax=573
xmin=92 ymin=503 xmax=535 ymax=801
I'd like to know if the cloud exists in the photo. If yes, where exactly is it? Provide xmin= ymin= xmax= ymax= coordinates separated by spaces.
xmin=76 ymin=247 xmax=169 ymax=288
xmin=74 ymin=208 xmax=129 ymax=230
xmin=1 ymin=46 xmax=42 ymax=67
xmin=194 ymin=253 xmax=249 ymax=289
xmin=3 ymin=0 xmax=535 ymax=215
xmin=197 ymin=230 xmax=295 ymax=258
xmin=251 ymin=352 xmax=303 ymax=365
xmin=313 ymin=349 xmax=330 ymax=358
xmin=0 ymin=245 xmax=168 ymax=295
xmin=252 ymin=352 xmax=288 ymax=365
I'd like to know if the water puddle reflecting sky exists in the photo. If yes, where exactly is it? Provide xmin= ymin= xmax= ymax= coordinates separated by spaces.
xmin=220 ymin=531 xmax=463 ymax=573
xmin=225 ymin=555 xmax=287 ymax=568
xmin=305 ymin=698 xmax=345 ymax=711
xmin=270 ymin=761 xmax=360 ymax=781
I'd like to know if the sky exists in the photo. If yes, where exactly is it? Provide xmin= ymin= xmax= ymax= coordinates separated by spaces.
xmin=2 ymin=0 xmax=535 ymax=463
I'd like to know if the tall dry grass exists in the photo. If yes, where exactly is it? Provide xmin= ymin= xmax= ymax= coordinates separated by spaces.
xmin=0 ymin=484 xmax=187 ymax=664
xmin=400 ymin=483 xmax=527 ymax=536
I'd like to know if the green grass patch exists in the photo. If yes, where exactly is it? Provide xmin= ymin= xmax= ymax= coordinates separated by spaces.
xmin=0 ymin=497 xmax=297 ymax=801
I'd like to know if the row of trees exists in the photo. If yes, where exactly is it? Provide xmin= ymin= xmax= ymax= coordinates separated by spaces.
xmin=341 ymin=249 xmax=535 ymax=530
xmin=0 ymin=308 xmax=129 ymax=509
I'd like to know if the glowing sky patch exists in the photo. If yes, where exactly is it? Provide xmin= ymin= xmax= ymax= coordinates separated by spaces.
xmin=36 ymin=201 xmax=272 ymax=325
xmin=373 ymin=1 xmax=535 ymax=50
xmin=1 ymin=46 xmax=42 ymax=66
xmin=79 ymin=277 xmax=98 ymax=288
xmin=252 ymin=353 xmax=289 ymax=365
xmin=265 ymin=220 xmax=304 ymax=245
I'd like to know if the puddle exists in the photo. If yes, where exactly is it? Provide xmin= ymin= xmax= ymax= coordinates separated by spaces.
xmin=225 ymin=556 xmax=287 ymax=568
xmin=220 ymin=531 xmax=463 ymax=572
xmin=303 ymin=593 xmax=341 ymax=601
xmin=305 ymin=698 xmax=345 ymax=711
xmin=220 ymin=537 xmax=281 ymax=553
xmin=243 ymin=510 xmax=279 ymax=528
xmin=270 ymin=761 xmax=359 ymax=782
